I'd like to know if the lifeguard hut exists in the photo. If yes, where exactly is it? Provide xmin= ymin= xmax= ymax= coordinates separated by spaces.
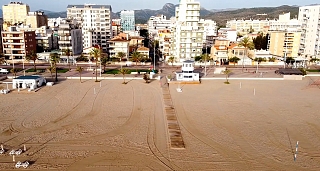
xmin=12 ymin=75 xmax=46 ymax=90
xmin=175 ymin=60 xmax=199 ymax=82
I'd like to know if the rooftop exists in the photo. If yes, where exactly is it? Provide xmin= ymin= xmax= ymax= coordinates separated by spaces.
xmin=67 ymin=5 xmax=111 ymax=9
xmin=15 ymin=75 xmax=42 ymax=80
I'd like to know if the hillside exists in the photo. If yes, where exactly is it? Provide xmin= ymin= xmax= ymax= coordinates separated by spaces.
xmin=0 ymin=9 xmax=2 ymax=18
xmin=133 ymin=3 xmax=212 ymax=24
xmin=204 ymin=5 xmax=299 ymax=26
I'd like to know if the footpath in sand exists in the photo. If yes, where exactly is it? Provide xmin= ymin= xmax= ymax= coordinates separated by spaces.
xmin=0 ymin=77 xmax=320 ymax=170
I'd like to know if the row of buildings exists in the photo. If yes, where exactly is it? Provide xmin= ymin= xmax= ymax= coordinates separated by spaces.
xmin=1 ymin=0 xmax=320 ymax=65
xmin=0 ymin=2 xmax=141 ymax=64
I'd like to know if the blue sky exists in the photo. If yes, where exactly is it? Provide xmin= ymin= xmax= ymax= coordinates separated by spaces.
xmin=0 ymin=0 xmax=318 ymax=12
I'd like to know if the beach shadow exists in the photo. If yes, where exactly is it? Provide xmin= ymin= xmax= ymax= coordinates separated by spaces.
xmin=286 ymin=128 xmax=295 ymax=160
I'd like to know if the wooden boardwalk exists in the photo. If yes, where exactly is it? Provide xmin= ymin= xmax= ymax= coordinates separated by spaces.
xmin=161 ymin=78 xmax=185 ymax=149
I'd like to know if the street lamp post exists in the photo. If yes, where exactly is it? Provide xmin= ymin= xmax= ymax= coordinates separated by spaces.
xmin=205 ymin=44 xmax=207 ymax=76
xmin=153 ymin=41 xmax=156 ymax=73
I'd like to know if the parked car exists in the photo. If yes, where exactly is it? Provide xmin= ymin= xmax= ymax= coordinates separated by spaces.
xmin=0 ymin=68 xmax=9 ymax=74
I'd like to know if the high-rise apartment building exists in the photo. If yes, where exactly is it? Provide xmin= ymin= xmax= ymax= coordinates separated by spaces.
xmin=268 ymin=13 xmax=302 ymax=58
xmin=26 ymin=11 xmax=48 ymax=28
xmin=2 ymin=2 xmax=30 ymax=31
xmin=170 ymin=0 xmax=204 ymax=62
xmin=67 ymin=4 xmax=112 ymax=52
xmin=120 ymin=10 xmax=135 ymax=32
xmin=58 ymin=20 xmax=83 ymax=55
xmin=1 ymin=26 xmax=36 ymax=63
xmin=298 ymin=5 xmax=320 ymax=58
xmin=148 ymin=15 xmax=172 ymax=37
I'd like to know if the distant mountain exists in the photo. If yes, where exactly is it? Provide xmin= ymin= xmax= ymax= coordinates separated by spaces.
xmin=0 ymin=9 xmax=3 ymax=18
xmin=204 ymin=5 xmax=299 ymax=26
xmin=210 ymin=8 xmax=239 ymax=13
xmin=131 ymin=3 xmax=212 ymax=24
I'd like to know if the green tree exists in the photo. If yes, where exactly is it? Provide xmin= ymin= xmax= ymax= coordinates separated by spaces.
xmin=90 ymin=48 xmax=101 ymax=82
xmin=252 ymin=34 xmax=268 ymax=50
xmin=222 ymin=69 xmax=232 ymax=84
xmin=194 ymin=56 xmax=202 ymax=62
xmin=50 ymin=53 xmax=60 ymax=82
xmin=119 ymin=68 xmax=129 ymax=84
xmin=238 ymin=37 xmax=255 ymax=71
xmin=228 ymin=56 xmax=241 ymax=66
xmin=168 ymin=57 xmax=175 ymax=66
xmin=76 ymin=66 xmax=84 ymax=83
xmin=63 ymin=48 xmax=72 ymax=71
xmin=268 ymin=57 xmax=276 ymax=62
xmin=310 ymin=58 xmax=320 ymax=64
xmin=25 ymin=50 xmax=38 ymax=71
xmin=117 ymin=52 xmax=126 ymax=61
xmin=254 ymin=57 xmax=266 ymax=63
xmin=285 ymin=57 xmax=295 ymax=65
xmin=132 ymin=51 xmax=141 ymax=65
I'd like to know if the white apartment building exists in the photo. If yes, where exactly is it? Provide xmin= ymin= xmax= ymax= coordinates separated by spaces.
xmin=298 ymin=5 xmax=320 ymax=58
xmin=120 ymin=10 xmax=135 ymax=32
xmin=268 ymin=12 xmax=302 ymax=58
xmin=227 ymin=19 xmax=272 ymax=34
xmin=108 ymin=37 xmax=130 ymax=58
xmin=170 ymin=0 xmax=204 ymax=62
xmin=217 ymin=28 xmax=237 ymax=42
xmin=67 ymin=4 xmax=112 ymax=53
xmin=199 ymin=19 xmax=217 ymax=48
xmin=147 ymin=15 xmax=172 ymax=37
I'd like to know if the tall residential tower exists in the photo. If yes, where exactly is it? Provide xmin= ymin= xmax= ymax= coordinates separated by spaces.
xmin=170 ymin=0 xmax=204 ymax=62
xmin=67 ymin=4 xmax=112 ymax=52
xmin=298 ymin=5 xmax=320 ymax=58
xmin=120 ymin=10 xmax=135 ymax=32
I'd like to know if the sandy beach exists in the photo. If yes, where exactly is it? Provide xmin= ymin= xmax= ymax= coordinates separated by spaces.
xmin=1 ymin=77 xmax=320 ymax=170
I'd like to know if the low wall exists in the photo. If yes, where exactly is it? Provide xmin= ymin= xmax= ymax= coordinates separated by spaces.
xmin=283 ymin=75 xmax=303 ymax=80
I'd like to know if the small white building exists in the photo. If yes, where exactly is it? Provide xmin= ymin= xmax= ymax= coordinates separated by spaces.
xmin=13 ymin=75 xmax=46 ymax=90
xmin=175 ymin=60 xmax=199 ymax=81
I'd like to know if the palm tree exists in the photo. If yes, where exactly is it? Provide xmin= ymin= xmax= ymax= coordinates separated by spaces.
xmin=168 ymin=57 xmax=175 ymax=66
xmin=76 ymin=66 xmax=84 ymax=83
xmin=117 ymin=52 xmax=126 ymax=61
xmin=119 ymin=68 xmax=128 ymax=84
xmin=0 ymin=56 xmax=5 ymax=65
xmin=222 ymin=69 xmax=232 ymax=84
xmin=101 ymin=56 xmax=108 ymax=72
xmin=47 ymin=66 xmax=55 ymax=81
xmin=25 ymin=50 xmax=38 ymax=71
xmin=228 ymin=56 xmax=241 ymax=66
xmin=90 ymin=48 xmax=101 ymax=82
xmin=132 ymin=51 xmax=141 ymax=65
xmin=10 ymin=68 xmax=19 ymax=78
xmin=63 ymin=48 xmax=72 ymax=71
xmin=238 ymin=37 xmax=254 ymax=72
xmin=50 ymin=53 xmax=60 ymax=82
